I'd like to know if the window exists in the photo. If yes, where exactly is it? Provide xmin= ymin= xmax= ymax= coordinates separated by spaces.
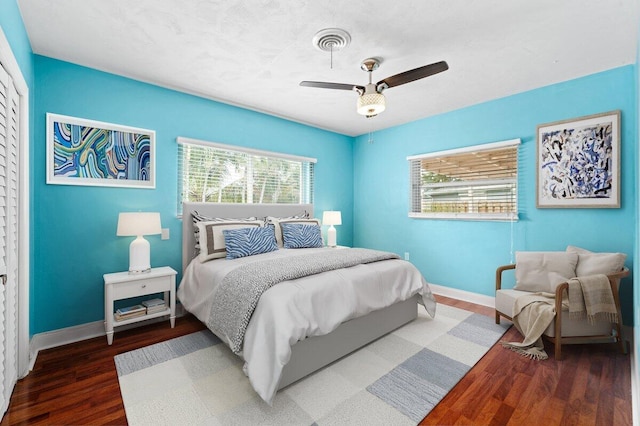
xmin=177 ymin=137 xmax=315 ymax=215
xmin=408 ymin=139 xmax=520 ymax=221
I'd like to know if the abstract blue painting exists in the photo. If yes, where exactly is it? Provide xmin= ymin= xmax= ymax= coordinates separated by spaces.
xmin=537 ymin=111 xmax=620 ymax=208
xmin=46 ymin=114 xmax=155 ymax=188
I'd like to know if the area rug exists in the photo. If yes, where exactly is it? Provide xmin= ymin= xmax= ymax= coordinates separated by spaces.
xmin=115 ymin=304 xmax=510 ymax=425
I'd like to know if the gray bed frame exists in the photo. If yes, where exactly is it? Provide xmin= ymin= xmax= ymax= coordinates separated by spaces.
xmin=181 ymin=202 xmax=418 ymax=389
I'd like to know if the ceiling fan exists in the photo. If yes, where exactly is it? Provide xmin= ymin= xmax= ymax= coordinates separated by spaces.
xmin=300 ymin=58 xmax=449 ymax=118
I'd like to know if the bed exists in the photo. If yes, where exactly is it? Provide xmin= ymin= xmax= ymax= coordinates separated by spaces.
xmin=178 ymin=202 xmax=436 ymax=404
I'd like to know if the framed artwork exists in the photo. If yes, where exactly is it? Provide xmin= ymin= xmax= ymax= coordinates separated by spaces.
xmin=536 ymin=110 xmax=620 ymax=208
xmin=46 ymin=113 xmax=155 ymax=188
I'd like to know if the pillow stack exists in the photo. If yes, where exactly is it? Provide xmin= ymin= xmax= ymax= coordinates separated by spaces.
xmin=192 ymin=211 xmax=325 ymax=262
xmin=514 ymin=246 xmax=626 ymax=293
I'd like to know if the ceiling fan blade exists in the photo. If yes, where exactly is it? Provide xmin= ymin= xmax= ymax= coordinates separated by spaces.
xmin=300 ymin=81 xmax=363 ymax=91
xmin=377 ymin=61 xmax=449 ymax=89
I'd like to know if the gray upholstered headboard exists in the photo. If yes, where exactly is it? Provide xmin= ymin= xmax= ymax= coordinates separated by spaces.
xmin=181 ymin=202 xmax=314 ymax=273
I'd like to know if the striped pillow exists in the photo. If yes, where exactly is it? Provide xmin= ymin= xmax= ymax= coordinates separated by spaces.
xmin=197 ymin=220 xmax=264 ymax=262
xmin=266 ymin=216 xmax=320 ymax=247
xmin=222 ymin=227 xmax=278 ymax=260
xmin=281 ymin=223 xmax=323 ymax=249
xmin=191 ymin=211 xmax=257 ymax=254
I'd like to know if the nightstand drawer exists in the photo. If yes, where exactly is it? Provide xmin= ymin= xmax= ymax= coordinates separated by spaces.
xmin=111 ymin=275 xmax=171 ymax=299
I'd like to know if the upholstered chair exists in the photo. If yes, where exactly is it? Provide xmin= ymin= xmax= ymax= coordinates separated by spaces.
xmin=495 ymin=247 xmax=629 ymax=360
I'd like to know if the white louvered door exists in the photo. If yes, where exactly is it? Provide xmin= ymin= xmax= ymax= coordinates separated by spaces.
xmin=0 ymin=61 xmax=19 ymax=416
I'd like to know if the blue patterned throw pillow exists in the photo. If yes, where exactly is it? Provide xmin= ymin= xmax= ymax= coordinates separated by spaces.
xmin=222 ymin=227 xmax=278 ymax=260
xmin=281 ymin=223 xmax=323 ymax=249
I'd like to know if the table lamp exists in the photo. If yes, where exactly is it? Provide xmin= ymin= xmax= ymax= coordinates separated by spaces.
xmin=322 ymin=211 xmax=342 ymax=248
xmin=117 ymin=212 xmax=162 ymax=273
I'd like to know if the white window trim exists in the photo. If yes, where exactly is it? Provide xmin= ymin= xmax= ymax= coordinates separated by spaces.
xmin=176 ymin=137 xmax=316 ymax=217
xmin=177 ymin=137 xmax=317 ymax=163
xmin=407 ymin=138 xmax=520 ymax=161
xmin=408 ymin=138 xmax=520 ymax=222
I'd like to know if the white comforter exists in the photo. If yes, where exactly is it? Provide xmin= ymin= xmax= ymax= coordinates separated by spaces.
xmin=177 ymin=247 xmax=436 ymax=404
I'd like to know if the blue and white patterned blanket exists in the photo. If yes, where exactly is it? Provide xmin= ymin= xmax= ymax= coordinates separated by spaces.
xmin=207 ymin=248 xmax=400 ymax=354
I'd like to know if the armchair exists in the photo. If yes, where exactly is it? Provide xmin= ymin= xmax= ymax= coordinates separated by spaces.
xmin=495 ymin=248 xmax=629 ymax=360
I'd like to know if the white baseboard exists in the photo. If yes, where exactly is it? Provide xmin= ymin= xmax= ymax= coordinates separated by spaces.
xmin=29 ymin=321 xmax=104 ymax=370
xmin=28 ymin=304 xmax=186 ymax=371
xmin=429 ymin=282 xmax=496 ymax=308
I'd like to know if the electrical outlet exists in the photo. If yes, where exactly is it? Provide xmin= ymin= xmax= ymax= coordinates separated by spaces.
xmin=404 ymin=252 xmax=410 ymax=261
xmin=161 ymin=228 xmax=170 ymax=240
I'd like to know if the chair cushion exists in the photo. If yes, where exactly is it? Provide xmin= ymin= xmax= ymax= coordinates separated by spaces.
xmin=566 ymin=245 xmax=626 ymax=276
xmin=514 ymin=251 xmax=578 ymax=292
xmin=496 ymin=289 xmax=613 ymax=337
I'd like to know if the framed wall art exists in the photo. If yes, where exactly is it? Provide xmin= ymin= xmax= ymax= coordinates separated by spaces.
xmin=46 ymin=113 xmax=155 ymax=188
xmin=536 ymin=110 xmax=620 ymax=208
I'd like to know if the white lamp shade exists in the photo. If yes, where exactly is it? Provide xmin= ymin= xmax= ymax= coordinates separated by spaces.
xmin=117 ymin=212 xmax=162 ymax=236
xmin=322 ymin=211 xmax=342 ymax=226
xmin=117 ymin=212 xmax=161 ymax=273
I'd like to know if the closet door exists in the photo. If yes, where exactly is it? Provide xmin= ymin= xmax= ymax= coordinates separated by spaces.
xmin=0 ymin=61 xmax=18 ymax=416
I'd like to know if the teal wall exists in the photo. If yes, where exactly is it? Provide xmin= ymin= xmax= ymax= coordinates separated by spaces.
xmin=32 ymin=56 xmax=354 ymax=334
xmin=0 ymin=0 xmax=33 ymax=80
xmin=353 ymin=66 xmax=636 ymax=323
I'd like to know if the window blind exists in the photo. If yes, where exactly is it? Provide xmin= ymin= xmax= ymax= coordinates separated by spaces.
xmin=408 ymin=139 xmax=520 ymax=221
xmin=177 ymin=137 xmax=315 ymax=215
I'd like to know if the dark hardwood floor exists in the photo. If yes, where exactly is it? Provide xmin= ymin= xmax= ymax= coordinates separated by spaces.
xmin=0 ymin=295 xmax=632 ymax=425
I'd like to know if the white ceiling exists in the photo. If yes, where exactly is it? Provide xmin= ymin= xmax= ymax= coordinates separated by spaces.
xmin=18 ymin=0 xmax=639 ymax=137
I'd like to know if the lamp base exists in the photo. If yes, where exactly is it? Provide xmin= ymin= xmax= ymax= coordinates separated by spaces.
xmin=128 ymin=268 xmax=151 ymax=275
xmin=327 ymin=225 xmax=337 ymax=248
xmin=129 ymin=236 xmax=151 ymax=274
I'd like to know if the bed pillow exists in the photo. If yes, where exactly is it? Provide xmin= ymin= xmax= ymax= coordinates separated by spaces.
xmin=191 ymin=211 xmax=257 ymax=254
xmin=197 ymin=220 xmax=264 ymax=262
xmin=566 ymin=245 xmax=627 ymax=276
xmin=281 ymin=223 xmax=323 ymax=249
xmin=266 ymin=216 xmax=321 ymax=247
xmin=514 ymin=251 xmax=578 ymax=292
xmin=223 ymin=227 xmax=278 ymax=260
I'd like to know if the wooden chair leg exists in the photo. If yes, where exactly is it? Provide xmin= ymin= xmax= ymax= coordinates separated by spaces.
xmin=554 ymin=334 xmax=562 ymax=360
xmin=615 ymin=323 xmax=626 ymax=354
xmin=554 ymin=313 xmax=563 ymax=360
xmin=495 ymin=311 xmax=501 ymax=325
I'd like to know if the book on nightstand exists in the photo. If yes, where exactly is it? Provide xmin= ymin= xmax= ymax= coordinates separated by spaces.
xmin=143 ymin=298 xmax=167 ymax=314
xmin=142 ymin=298 xmax=165 ymax=308
xmin=116 ymin=304 xmax=145 ymax=315
xmin=114 ymin=304 xmax=146 ymax=321
xmin=146 ymin=305 xmax=168 ymax=314
xmin=114 ymin=310 xmax=146 ymax=321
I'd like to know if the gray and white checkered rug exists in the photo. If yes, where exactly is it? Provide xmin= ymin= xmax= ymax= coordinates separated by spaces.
xmin=115 ymin=304 xmax=510 ymax=425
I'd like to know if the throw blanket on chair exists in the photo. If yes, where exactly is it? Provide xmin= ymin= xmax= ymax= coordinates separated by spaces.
xmin=567 ymin=274 xmax=618 ymax=324
xmin=503 ymin=274 xmax=618 ymax=360
xmin=501 ymin=293 xmax=556 ymax=360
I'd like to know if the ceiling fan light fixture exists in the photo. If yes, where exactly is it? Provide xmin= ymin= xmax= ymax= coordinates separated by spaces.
xmin=357 ymin=93 xmax=386 ymax=116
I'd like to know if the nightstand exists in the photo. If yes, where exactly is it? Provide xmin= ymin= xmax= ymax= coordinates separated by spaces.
xmin=104 ymin=266 xmax=177 ymax=345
